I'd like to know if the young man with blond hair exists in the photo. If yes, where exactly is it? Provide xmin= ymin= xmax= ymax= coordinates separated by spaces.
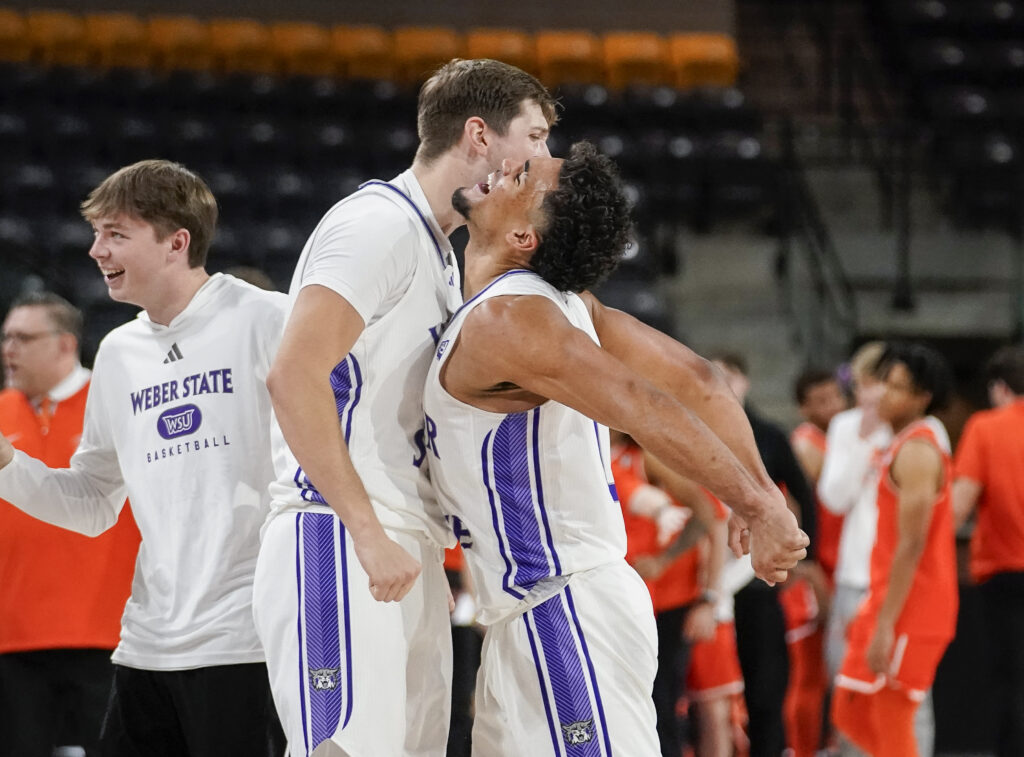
xmin=0 ymin=160 xmax=287 ymax=755
xmin=254 ymin=58 xmax=556 ymax=755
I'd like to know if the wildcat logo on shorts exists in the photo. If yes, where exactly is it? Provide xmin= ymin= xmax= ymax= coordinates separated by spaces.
xmin=156 ymin=404 xmax=202 ymax=440
xmin=561 ymin=718 xmax=595 ymax=746
xmin=309 ymin=666 xmax=340 ymax=692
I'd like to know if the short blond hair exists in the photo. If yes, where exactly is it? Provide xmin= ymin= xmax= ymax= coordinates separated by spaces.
xmin=81 ymin=160 xmax=217 ymax=268
xmin=849 ymin=341 xmax=886 ymax=383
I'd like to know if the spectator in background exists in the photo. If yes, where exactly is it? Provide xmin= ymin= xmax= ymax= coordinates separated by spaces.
xmin=833 ymin=343 xmax=958 ymax=757
xmin=953 ymin=345 xmax=1024 ymax=757
xmin=784 ymin=367 xmax=847 ymax=757
xmin=818 ymin=342 xmax=892 ymax=757
xmin=0 ymin=292 xmax=140 ymax=757
xmin=712 ymin=353 xmax=817 ymax=757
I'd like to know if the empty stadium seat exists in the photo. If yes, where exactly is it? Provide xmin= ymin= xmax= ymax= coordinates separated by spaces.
xmin=668 ymin=33 xmax=739 ymax=89
xmin=207 ymin=18 xmax=275 ymax=74
xmin=603 ymin=32 xmax=670 ymax=90
xmin=392 ymin=26 xmax=462 ymax=84
xmin=147 ymin=15 xmax=212 ymax=71
xmin=0 ymin=9 xmax=31 ymax=64
xmin=84 ymin=12 xmax=149 ymax=68
xmin=270 ymin=22 xmax=333 ymax=76
xmin=536 ymin=30 xmax=603 ymax=87
xmin=465 ymin=28 xmax=535 ymax=74
xmin=331 ymin=25 xmax=395 ymax=80
xmin=26 ymin=10 xmax=88 ymax=67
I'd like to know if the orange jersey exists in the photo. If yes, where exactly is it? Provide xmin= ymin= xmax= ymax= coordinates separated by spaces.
xmin=790 ymin=421 xmax=844 ymax=580
xmin=954 ymin=399 xmax=1024 ymax=582
xmin=610 ymin=443 xmax=702 ymax=611
xmin=686 ymin=621 xmax=744 ymax=701
xmin=864 ymin=421 xmax=958 ymax=642
xmin=0 ymin=384 xmax=140 ymax=653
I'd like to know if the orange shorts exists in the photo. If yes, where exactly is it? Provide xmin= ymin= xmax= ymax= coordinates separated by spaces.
xmin=780 ymin=577 xmax=820 ymax=642
xmin=835 ymin=610 xmax=951 ymax=700
xmin=686 ymin=621 xmax=744 ymax=702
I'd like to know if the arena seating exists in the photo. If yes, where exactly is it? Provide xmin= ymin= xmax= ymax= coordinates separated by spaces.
xmin=871 ymin=0 xmax=1024 ymax=230
xmin=0 ymin=7 xmax=774 ymax=354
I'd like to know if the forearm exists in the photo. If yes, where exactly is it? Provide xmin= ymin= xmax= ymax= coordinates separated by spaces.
xmin=818 ymin=440 xmax=874 ymax=514
xmin=628 ymin=391 xmax=775 ymax=523
xmin=269 ymin=363 xmax=384 ymax=541
xmin=662 ymin=517 xmax=707 ymax=561
xmin=0 ymin=450 xmax=122 ymax=536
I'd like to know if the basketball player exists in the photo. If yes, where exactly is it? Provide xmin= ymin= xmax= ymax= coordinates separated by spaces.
xmin=833 ymin=343 xmax=958 ymax=757
xmin=252 ymin=59 xmax=556 ymax=756
xmin=422 ymin=142 xmax=808 ymax=754
xmin=0 ymin=161 xmax=287 ymax=754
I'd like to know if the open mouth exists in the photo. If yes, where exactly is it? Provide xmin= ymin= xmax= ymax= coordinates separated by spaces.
xmin=476 ymin=181 xmax=490 ymax=194
xmin=102 ymin=269 xmax=125 ymax=282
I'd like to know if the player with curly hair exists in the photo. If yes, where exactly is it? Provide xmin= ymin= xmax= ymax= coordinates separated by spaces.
xmin=423 ymin=141 xmax=808 ymax=753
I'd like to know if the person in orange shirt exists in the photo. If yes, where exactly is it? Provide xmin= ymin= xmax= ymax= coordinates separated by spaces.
xmin=833 ymin=343 xmax=958 ymax=757
xmin=952 ymin=345 xmax=1024 ymax=757
xmin=610 ymin=431 xmax=727 ymax=757
xmin=0 ymin=292 xmax=140 ymax=757
xmin=784 ymin=368 xmax=846 ymax=757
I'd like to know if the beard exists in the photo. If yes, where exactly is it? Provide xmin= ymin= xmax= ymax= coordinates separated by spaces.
xmin=451 ymin=187 xmax=473 ymax=220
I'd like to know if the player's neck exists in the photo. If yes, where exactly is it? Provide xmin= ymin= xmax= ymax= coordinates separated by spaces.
xmin=462 ymin=241 xmax=525 ymax=299
xmin=411 ymin=155 xmax=472 ymax=236
xmin=145 ymin=268 xmax=211 ymax=326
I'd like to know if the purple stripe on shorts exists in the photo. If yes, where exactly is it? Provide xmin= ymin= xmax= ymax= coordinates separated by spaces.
xmin=532 ymin=593 xmax=604 ymax=756
xmin=524 ymin=611 xmax=563 ymax=756
xmin=295 ymin=514 xmax=310 ymax=756
xmin=566 ymin=586 xmax=613 ymax=756
xmin=301 ymin=513 xmax=344 ymax=751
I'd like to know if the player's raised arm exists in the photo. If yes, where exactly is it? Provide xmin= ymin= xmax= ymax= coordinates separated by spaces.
xmin=267 ymin=285 xmax=420 ymax=602
xmin=446 ymin=294 xmax=807 ymax=584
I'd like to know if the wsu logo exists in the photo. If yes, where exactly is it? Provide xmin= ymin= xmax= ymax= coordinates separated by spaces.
xmin=561 ymin=719 xmax=595 ymax=746
xmin=156 ymin=404 xmax=203 ymax=440
xmin=309 ymin=666 xmax=340 ymax=692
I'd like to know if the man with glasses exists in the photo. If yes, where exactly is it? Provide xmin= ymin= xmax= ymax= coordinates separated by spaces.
xmin=0 ymin=292 xmax=140 ymax=757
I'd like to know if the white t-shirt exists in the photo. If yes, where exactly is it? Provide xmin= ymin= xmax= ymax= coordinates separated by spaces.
xmin=423 ymin=270 xmax=628 ymax=625
xmin=0 ymin=274 xmax=287 ymax=670
xmin=267 ymin=170 xmax=462 ymax=547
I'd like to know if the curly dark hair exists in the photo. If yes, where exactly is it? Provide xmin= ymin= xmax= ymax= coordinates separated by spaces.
xmin=530 ymin=141 xmax=633 ymax=293
xmin=878 ymin=342 xmax=953 ymax=414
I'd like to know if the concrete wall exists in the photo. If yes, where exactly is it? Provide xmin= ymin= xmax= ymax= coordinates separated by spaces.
xmin=13 ymin=0 xmax=733 ymax=34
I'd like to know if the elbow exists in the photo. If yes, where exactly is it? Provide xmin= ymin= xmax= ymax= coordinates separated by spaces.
xmin=266 ymin=359 xmax=290 ymax=408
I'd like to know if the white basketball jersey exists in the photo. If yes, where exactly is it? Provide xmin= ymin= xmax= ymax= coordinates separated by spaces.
xmin=423 ymin=270 xmax=627 ymax=625
xmin=268 ymin=172 xmax=462 ymax=547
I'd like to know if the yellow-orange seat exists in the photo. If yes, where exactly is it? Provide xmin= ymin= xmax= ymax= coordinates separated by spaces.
xmin=392 ymin=26 xmax=462 ymax=84
xmin=0 ymin=9 xmax=31 ymax=63
xmin=207 ymin=18 xmax=275 ymax=74
xmin=147 ymin=15 xmax=212 ymax=71
xmin=331 ymin=24 xmax=394 ymax=80
xmin=535 ymin=30 xmax=602 ymax=87
xmin=270 ymin=21 xmax=333 ymax=77
xmin=465 ymin=28 xmax=535 ymax=75
xmin=84 ymin=12 xmax=149 ymax=68
xmin=603 ymin=31 xmax=670 ymax=89
xmin=668 ymin=33 xmax=739 ymax=89
xmin=26 ymin=10 xmax=87 ymax=67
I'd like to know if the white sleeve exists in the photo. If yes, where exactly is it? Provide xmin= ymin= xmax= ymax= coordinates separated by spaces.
xmin=817 ymin=412 xmax=876 ymax=515
xmin=0 ymin=369 xmax=125 ymax=537
xmin=298 ymin=196 xmax=418 ymax=325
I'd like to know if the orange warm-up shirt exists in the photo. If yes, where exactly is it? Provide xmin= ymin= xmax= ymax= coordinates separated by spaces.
xmin=954 ymin=399 xmax=1024 ymax=583
xmin=611 ymin=443 xmax=726 ymax=612
xmin=864 ymin=421 xmax=958 ymax=642
xmin=790 ymin=421 xmax=844 ymax=581
xmin=0 ymin=384 xmax=140 ymax=653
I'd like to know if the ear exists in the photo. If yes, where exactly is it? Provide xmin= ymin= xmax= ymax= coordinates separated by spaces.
xmin=463 ymin=116 xmax=489 ymax=156
xmin=167 ymin=228 xmax=191 ymax=261
xmin=505 ymin=225 xmax=540 ymax=254
xmin=56 ymin=332 xmax=78 ymax=358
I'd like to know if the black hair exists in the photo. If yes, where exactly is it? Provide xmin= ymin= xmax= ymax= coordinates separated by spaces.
xmin=985 ymin=345 xmax=1024 ymax=395
xmin=878 ymin=342 xmax=952 ymax=414
xmin=530 ymin=141 xmax=633 ymax=293
xmin=794 ymin=368 xmax=838 ymax=405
